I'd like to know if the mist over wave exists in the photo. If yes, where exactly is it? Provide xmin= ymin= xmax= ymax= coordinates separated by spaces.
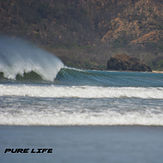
xmin=0 ymin=36 xmax=64 ymax=81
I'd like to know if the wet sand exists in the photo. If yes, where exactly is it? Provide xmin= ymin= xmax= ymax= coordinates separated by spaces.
xmin=0 ymin=125 xmax=163 ymax=163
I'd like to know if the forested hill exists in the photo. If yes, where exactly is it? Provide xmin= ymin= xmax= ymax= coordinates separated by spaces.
xmin=0 ymin=0 xmax=162 ymax=70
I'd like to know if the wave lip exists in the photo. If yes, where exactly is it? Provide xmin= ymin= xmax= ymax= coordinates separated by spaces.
xmin=0 ymin=85 xmax=163 ymax=99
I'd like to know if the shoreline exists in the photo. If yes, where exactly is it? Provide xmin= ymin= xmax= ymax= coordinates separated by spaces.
xmin=1 ymin=125 xmax=163 ymax=127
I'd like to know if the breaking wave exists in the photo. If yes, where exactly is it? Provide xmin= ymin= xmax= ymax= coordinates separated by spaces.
xmin=0 ymin=85 xmax=163 ymax=99
xmin=0 ymin=36 xmax=163 ymax=87
xmin=1 ymin=96 xmax=163 ymax=126
xmin=1 ymin=110 xmax=163 ymax=126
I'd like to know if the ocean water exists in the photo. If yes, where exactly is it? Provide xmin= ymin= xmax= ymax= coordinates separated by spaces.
xmin=1 ymin=126 xmax=163 ymax=163
xmin=0 ymin=36 xmax=163 ymax=163
xmin=0 ymin=36 xmax=163 ymax=126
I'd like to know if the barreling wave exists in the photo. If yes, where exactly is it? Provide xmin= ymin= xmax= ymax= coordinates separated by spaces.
xmin=0 ymin=36 xmax=64 ymax=82
xmin=0 ymin=85 xmax=163 ymax=99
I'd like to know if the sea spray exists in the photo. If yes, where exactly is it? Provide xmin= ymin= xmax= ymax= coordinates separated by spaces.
xmin=0 ymin=36 xmax=64 ymax=81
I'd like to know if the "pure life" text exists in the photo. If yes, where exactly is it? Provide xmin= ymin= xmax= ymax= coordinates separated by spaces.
xmin=4 ymin=148 xmax=53 ymax=154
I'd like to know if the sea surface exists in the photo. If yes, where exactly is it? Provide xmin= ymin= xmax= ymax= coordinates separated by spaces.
xmin=0 ymin=36 xmax=163 ymax=163
xmin=0 ymin=71 xmax=163 ymax=126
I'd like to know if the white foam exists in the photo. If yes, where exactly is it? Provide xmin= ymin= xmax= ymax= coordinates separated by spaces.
xmin=0 ymin=85 xmax=163 ymax=99
xmin=0 ymin=36 xmax=64 ymax=81
xmin=1 ymin=110 xmax=163 ymax=126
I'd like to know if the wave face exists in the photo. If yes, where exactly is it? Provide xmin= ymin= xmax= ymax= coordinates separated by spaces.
xmin=0 ymin=36 xmax=64 ymax=81
xmin=56 ymin=68 xmax=163 ymax=87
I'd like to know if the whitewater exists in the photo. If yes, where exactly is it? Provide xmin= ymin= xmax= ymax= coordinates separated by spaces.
xmin=0 ymin=36 xmax=163 ymax=126
xmin=0 ymin=85 xmax=163 ymax=99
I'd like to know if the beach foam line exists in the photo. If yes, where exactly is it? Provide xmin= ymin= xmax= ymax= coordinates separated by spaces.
xmin=1 ymin=110 xmax=163 ymax=126
xmin=0 ymin=85 xmax=163 ymax=99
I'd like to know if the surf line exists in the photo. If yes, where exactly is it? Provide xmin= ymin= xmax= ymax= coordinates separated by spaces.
xmin=4 ymin=148 xmax=53 ymax=154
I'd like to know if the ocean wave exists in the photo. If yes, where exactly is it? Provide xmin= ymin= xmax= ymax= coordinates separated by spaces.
xmin=55 ymin=67 xmax=163 ymax=87
xmin=0 ymin=36 xmax=163 ymax=87
xmin=0 ymin=85 xmax=163 ymax=99
xmin=1 ymin=109 xmax=163 ymax=126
